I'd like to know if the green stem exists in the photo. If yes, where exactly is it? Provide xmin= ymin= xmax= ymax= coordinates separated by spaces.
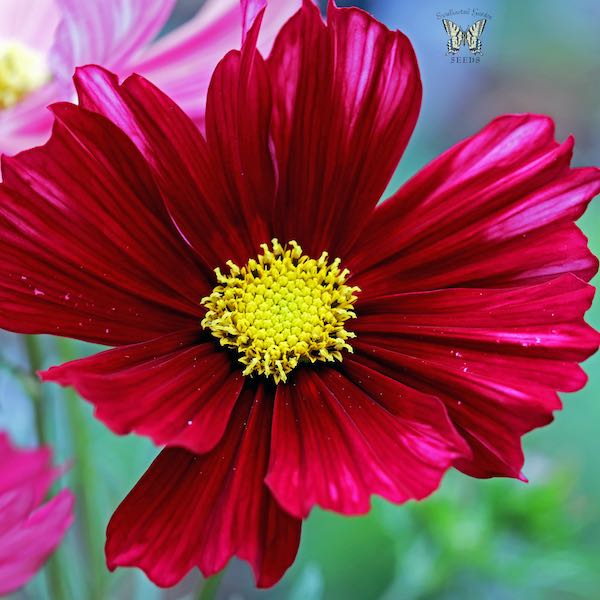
xmin=197 ymin=572 xmax=225 ymax=600
xmin=24 ymin=335 xmax=48 ymax=446
xmin=55 ymin=338 xmax=107 ymax=600
xmin=23 ymin=335 xmax=68 ymax=600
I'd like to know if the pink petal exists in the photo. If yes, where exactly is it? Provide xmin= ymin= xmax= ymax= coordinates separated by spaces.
xmin=267 ymin=0 xmax=421 ymax=257
xmin=0 ymin=82 xmax=65 ymax=157
xmin=352 ymin=275 xmax=599 ymax=478
xmin=0 ymin=101 xmax=207 ymax=346
xmin=106 ymin=386 xmax=301 ymax=588
xmin=0 ymin=491 xmax=74 ymax=595
xmin=348 ymin=114 xmax=600 ymax=299
xmin=41 ymin=331 xmax=244 ymax=454
xmin=266 ymin=367 xmax=464 ymax=518
xmin=241 ymin=0 xmax=267 ymax=44
xmin=0 ymin=438 xmax=58 ymax=531
xmin=0 ymin=0 xmax=63 ymax=157
xmin=0 ymin=0 xmax=60 ymax=53
xmin=0 ymin=434 xmax=73 ymax=596
xmin=0 ymin=434 xmax=53 ymax=497
xmin=49 ymin=0 xmax=176 ymax=81
xmin=126 ymin=0 xmax=301 ymax=121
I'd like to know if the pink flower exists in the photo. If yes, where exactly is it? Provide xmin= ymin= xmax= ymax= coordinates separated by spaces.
xmin=0 ymin=0 xmax=299 ymax=156
xmin=0 ymin=433 xmax=73 ymax=595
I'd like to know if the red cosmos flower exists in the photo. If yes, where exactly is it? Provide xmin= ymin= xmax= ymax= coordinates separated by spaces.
xmin=0 ymin=0 xmax=599 ymax=589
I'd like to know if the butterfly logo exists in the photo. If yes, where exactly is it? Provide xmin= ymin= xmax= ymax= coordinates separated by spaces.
xmin=442 ymin=19 xmax=487 ymax=55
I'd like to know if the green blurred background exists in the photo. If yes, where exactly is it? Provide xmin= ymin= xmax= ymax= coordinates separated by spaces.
xmin=2 ymin=0 xmax=599 ymax=598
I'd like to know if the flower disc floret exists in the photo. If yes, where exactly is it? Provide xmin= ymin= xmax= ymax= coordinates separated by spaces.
xmin=201 ymin=239 xmax=360 ymax=383
xmin=0 ymin=41 xmax=49 ymax=110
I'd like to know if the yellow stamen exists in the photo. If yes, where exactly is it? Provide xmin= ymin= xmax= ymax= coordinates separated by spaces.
xmin=0 ymin=41 xmax=50 ymax=110
xmin=201 ymin=239 xmax=360 ymax=384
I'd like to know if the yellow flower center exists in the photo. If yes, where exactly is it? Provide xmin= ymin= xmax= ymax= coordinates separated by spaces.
xmin=201 ymin=239 xmax=360 ymax=383
xmin=0 ymin=41 xmax=50 ymax=110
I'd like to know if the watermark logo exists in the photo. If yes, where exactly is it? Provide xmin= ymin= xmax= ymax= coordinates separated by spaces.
xmin=436 ymin=9 xmax=492 ymax=63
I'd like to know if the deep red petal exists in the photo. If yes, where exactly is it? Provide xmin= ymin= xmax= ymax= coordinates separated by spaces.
xmin=352 ymin=275 xmax=599 ymax=478
xmin=349 ymin=114 xmax=600 ymax=299
xmin=0 ymin=102 xmax=205 ymax=346
xmin=74 ymin=48 xmax=275 ymax=267
xmin=41 ymin=330 xmax=243 ymax=454
xmin=204 ymin=9 xmax=275 ymax=257
xmin=106 ymin=385 xmax=301 ymax=588
xmin=266 ymin=366 xmax=463 ymax=518
xmin=267 ymin=0 xmax=421 ymax=257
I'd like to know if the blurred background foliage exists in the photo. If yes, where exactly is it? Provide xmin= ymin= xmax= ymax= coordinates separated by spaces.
xmin=1 ymin=0 xmax=599 ymax=598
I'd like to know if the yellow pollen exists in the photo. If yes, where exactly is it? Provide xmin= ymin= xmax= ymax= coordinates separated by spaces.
xmin=201 ymin=239 xmax=360 ymax=384
xmin=0 ymin=41 xmax=50 ymax=110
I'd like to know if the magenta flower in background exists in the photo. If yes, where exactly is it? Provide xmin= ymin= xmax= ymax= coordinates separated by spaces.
xmin=0 ymin=432 xmax=73 ymax=595
xmin=0 ymin=0 xmax=299 ymax=156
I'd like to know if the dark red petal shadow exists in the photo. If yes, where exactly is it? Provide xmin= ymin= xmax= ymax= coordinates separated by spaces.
xmin=348 ymin=114 xmax=600 ymax=299
xmin=0 ymin=103 xmax=205 ymax=346
xmin=106 ymin=386 xmax=301 ymax=588
xmin=41 ymin=330 xmax=243 ymax=454
xmin=266 ymin=365 xmax=464 ymax=518
xmin=352 ymin=275 xmax=599 ymax=478
xmin=267 ymin=0 xmax=421 ymax=257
